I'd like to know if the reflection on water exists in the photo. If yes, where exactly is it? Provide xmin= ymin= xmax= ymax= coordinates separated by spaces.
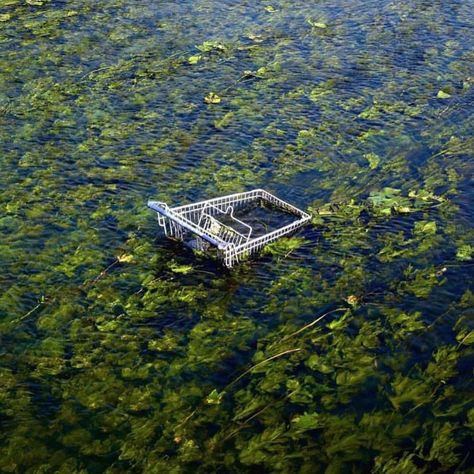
xmin=0 ymin=0 xmax=473 ymax=472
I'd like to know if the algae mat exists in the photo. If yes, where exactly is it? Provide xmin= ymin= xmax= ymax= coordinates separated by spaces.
xmin=0 ymin=0 xmax=473 ymax=472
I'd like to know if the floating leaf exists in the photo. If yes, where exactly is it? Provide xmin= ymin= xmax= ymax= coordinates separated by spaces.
xmin=308 ymin=19 xmax=328 ymax=29
xmin=456 ymin=329 xmax=474 ymax=345
xmin=367 ymin=187 xmax=416 ymax=215
xmin=456 ymin=244 xmax=472 ymax=261
xmin=364 ymin=153 xmax=380 ymax=170
xmin=368 ymin=187 xmax=401 ymax=205
xmin=188 ymin=55 xmax=202 ymax=65
xmin=437 ymin=90 xmax=451 ymax=99
xmin=0 ymin=1 xmax=472 ymax=471
xmin=247 ymin=33 xmax=263 ymax=43
xmin=204 ymin=92 xmax=221 ymax=104
xmin=117 ymin=254 xmax=133 ymax=263
xmin=345 ymin=295 xmax=360 ymax=307
xmin=414 ymin=221 xmax=437 ymax=235
xmin=169 ymin=262 xmax=194 ymax=274
xmin=196 ymin=40 xmax=227 ymax=53
xmin=206 ymin=389 xmax=224 ymax=405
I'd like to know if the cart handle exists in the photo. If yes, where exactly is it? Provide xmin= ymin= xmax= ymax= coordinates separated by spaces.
xmin=147 ymin=201 xmax=226 ymax=249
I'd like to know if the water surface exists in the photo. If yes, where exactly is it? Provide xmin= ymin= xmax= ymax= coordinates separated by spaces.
xmin=0 ymin=0 xmax=473 ymax=472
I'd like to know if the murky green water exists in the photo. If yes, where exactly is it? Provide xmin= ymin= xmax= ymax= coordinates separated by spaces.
xmin=1 ymin=0 xmax=473 ymax=472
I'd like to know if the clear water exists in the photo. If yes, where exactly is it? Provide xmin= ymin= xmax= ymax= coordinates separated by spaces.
xmin=0 ymin=0 xmax=473 ymax=472
xmin=209 ymin=201 xmax=300 ymax=238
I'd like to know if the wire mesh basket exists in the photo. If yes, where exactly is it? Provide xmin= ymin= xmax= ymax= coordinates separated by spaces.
xmin=148 ymin=189 xmax=311 ymax=267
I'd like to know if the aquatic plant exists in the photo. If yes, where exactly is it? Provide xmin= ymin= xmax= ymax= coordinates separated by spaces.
xmin=0 ymin=0 xmax=473 ymax=472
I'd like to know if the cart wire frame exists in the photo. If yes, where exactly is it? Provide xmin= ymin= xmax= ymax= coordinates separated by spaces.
xmin=148 ymin=189 xmax=311 ymax=267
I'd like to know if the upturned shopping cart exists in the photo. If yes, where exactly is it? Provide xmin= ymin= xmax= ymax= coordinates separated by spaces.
xmin=148 ymin=189 xmax=311 ymax=267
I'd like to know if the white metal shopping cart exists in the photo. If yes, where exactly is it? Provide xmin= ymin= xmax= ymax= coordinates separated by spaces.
xmin=148 ymin=189 xmax=311 ymax=267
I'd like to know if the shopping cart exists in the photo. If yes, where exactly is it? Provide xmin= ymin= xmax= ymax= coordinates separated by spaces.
xmin=148 ymin=189 xmax=311 ymax=267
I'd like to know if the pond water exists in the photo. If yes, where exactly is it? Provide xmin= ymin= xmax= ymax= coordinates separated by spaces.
xmin=1 ymin=0 xmax=473 ymax=472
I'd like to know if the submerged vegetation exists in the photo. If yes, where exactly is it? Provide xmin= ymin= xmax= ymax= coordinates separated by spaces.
xmin=0 ymin=0 xmax=473 ymax=472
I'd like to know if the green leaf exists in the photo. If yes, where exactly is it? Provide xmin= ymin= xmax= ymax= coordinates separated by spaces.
xmin=428 ymin=422 xmax=461 ymax=467
xmin=308 ymin=18 xmax=328 ymax=28
xmin=169 ymin=262 xmax=194 ymax=274
xmin=437 ymin=90 xmax=451 ymax=99
xmin=456 ymin=244 xmax=472 ymax=261
xmin=368 ymin=187 xmax=401 ymax=206
xmin=206 ymin=389 xmax=224 ymax=405
xmin=117 ymin=253 xmax=133 ymax=263
xmin=263 ymin=236 xmax=307 ymax=256
xmin=291 ymin=412 xmax=321 ymax=431
xmin=327 ymin=311 xmax=351 ymax=329
xmin=214 ymin=111 xmax=234 ymax=129
xmin=204 ymin=92 xmax=221 ymax=104
xmin=188 ymin=55 xmax=202 ymax=64
xmin=306 ymin=354 xmax=333 ymax=373
xmin=389 ymin=374 xmax=429 ymax=410
xmin=309 ymin=81 xmax=334 ymax=101
xmin=456 ymin=329 xmax=474 ymax=345
xmin=414 ymin=220 xmax=437 ymax=235
xmin=196 ymin=41 xmax=226 ymax=53
xmin=364 ymin=152 xmax=381 ymax=169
